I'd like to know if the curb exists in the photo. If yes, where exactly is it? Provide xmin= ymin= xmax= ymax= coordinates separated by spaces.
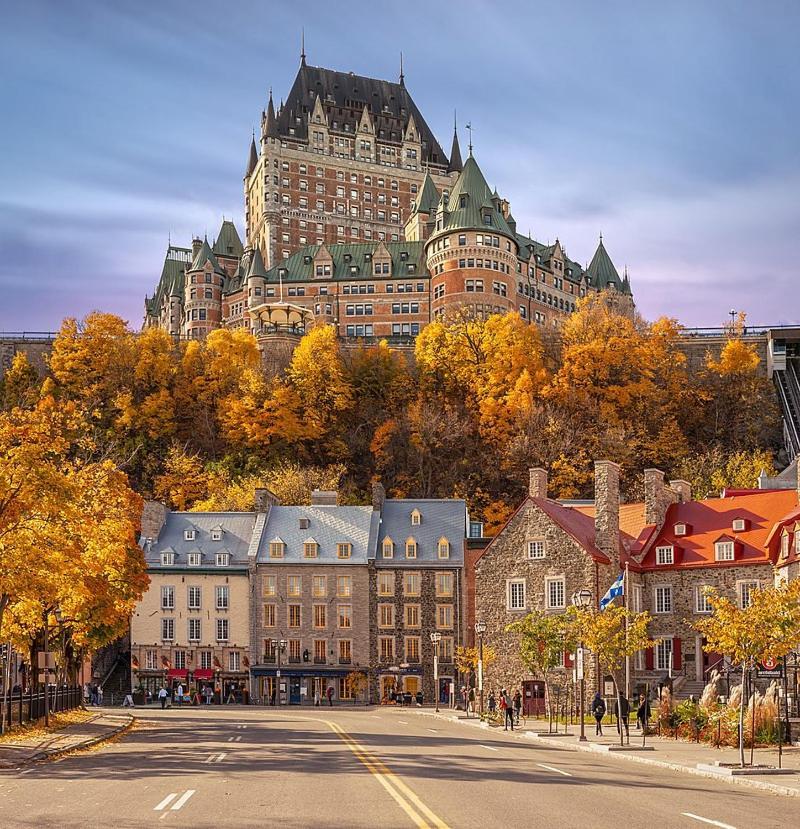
xmin=414 ymin=710 xmax=800 ymax=799
xmin=19 ymin=714 xmax=135 ymax=768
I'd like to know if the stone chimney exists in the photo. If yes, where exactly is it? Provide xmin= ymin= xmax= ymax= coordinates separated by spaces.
xmin=254 ymin=487 xmax=280 ymax=512
xmin=643 ymin=468 xmax=675 ymax=527
xmin=191 ymin=237 xmax=203 ymax=260
xmin=669 ymin=479 xmax=692 ymax=504
xmin=371 ymin=481 xmax=386 ymax=512
xmin=528 ymin=468 xmax=548 ymax=499
xmin=140 ymin=501 xmax=167 ymax=542
xmin=594 ymin=460 xmax=620 ymax=559
xmin=311 ymin=489 xmax=338 ymax=506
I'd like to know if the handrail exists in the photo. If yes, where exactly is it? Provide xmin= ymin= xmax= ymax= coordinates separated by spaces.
xmin=775 ymin=371 xmax=800 ymax=457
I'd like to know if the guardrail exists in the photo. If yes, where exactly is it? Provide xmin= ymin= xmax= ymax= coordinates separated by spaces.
xmin=0 ymin=332 xmax=59 ymax=341
xmin=1 ymin=685 xmax=83 ymax=730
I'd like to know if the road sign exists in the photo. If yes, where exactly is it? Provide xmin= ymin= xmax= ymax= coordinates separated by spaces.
xmin=762 ymin=657 xmax=778 ymax=670
xmin=757 ymin=657 xmax=782 ymax=678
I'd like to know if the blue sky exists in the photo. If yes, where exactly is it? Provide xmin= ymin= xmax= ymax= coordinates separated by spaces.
xmin=1 ymin=0 xmax=798 ymax=330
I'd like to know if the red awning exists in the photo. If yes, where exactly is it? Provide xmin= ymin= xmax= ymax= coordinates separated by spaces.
xmin=166 ymin=669 xmax=188 ymax=680
xmin=193 ymin=669 xmax=215 ymax=680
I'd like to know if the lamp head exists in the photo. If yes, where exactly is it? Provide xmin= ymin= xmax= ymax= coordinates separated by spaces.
xmin=474 ymin=620 xmax=487 ymax=635
xmin=571 ymin=589 xmax=593 ymax=609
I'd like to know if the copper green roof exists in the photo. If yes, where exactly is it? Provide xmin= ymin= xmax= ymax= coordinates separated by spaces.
xmin=191 ymin=237 xmax=224 ymax=273
xmin=412 ymin=171 xmax=440 ymax=215
xmin=448 ymin=126 xmax=463 ymax=173
xmin=247 ymin=246 xmax=268 ymax=278
xmin=587 ymin=238 xmax=627 ymax=293
xmin=146 ymin=245 xmax=191 ymax=317
xmin=212 ymin=221 xmax=244 ymax=259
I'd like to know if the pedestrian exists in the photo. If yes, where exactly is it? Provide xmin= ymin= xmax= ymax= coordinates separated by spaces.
xmin=468 ymin=686 xmax=475 ymax=715
xmin=176 ymin=683 xmax=184 ymax=706
xmin=614 ymin=693 xmax=630 ymax=738
xmin=158 ymin=686 xmax=168 ymax=710
xmin=513 ymin=689 xmax=522 ymax=725
xmin=314 ymin=690 xmax=320 ymax=707
xmin=591 ymin=692 xmax=606 ymax=736
xmin=122 ymin=690 xmax=135 ymax=707
xmin=97 ymin=685 xmax=103 ymax=706
xmin=503 ymin=690 xmax=514 ymax=731
xmin=636 ymin=693 xmax=651 ymax=732
xmin=488 ymin=690 xmax=496 ymax=714
xmin=327 ymin=685 xmax=334 ymax=707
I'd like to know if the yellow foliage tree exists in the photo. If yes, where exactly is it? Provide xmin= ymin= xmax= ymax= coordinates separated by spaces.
xmin=153 ymin=444 xmax=210 ymax=510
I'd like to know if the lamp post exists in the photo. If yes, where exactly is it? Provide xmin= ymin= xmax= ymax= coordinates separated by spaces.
xmin=475 ymin=620 xmax=487 ymax=716
xmin=268 ymin=638 xmax=287 ymax=705
xmin=571 ymin=589 xmax=592 ymax=742
xmin=53 ymin=607 xmax=64 ymax=712
xmin=430 ymin=632 xmax=441 ymax=713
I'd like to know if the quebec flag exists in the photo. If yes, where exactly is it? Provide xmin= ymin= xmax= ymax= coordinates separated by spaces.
xmin=599 ymin=572 xmax=624 ymax=611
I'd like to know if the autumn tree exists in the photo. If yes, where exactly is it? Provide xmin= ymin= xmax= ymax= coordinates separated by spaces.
xmin=675 ymin=447 xmax=777 ymax=499
xmin=0 ymin=351 xmax=41 ymax=411
xmin=153 ymin=444 xmax=211 ymax=510
xmin=454 ymin=644 xmax=497 ymax=710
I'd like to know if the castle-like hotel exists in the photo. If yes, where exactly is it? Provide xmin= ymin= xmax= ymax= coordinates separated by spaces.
xmin=144 ymin=54 xmax=633 ymax=342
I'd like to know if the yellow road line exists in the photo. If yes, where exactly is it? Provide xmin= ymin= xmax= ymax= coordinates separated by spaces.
xmin=327 ymin=720 xmax=450 ymax=829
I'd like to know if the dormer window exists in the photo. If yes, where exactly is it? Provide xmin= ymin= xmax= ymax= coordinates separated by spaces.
xmin=160 ymin=551 xmax=175 ymax=566
xmin=269 ymin=538 xmax=285 ymax=559
xmin=459 ymin=195 xmax=467 ymax=208
xmin=781 ymin=531 xmax=790 ymax=559
xmin=405 ymin=538 xmax=417 ymax=559
xmin=187 ymin=552 xmax=201 ymax=567
xmin=299 ymin=517 xmax=310 ymax=530
xmin=337 ymin=543 xmax=352 ymax=559
xmin=674 ymin=523 xmax=687 ymax=536
xmin=715 ymin=540 xmax=735 ymax=561
xmin=656 ymin=545 xmax=674 ymax=565
xmin=437 ymin=538 xmax=450 ymax=559
xmin=210 ymin=526 xmax=223 ymax=542
xmin=410 ymin=509 xmax=421 ymax=526
xmin=184 ymin=528 xmax=197 ymax=541
xmin=382 ymin=538 xmax=394 ymax=559
xmin=304 ymin=539 xmax=319 ymax=559
xmin=215 ymin=552 xmax=230 ymax=567
xmin=732 ymin=518 xmax=748 ymax=532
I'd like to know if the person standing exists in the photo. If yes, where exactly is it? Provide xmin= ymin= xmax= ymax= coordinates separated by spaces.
xmin=488 ymin=690 xmax=496 ymax=714
xmin=636 ymin=693 xmax=651 ymax=732
xmin=175 ymin=683 xmax=184 ymax=707
xmin=327 ymin=685 xmax=334 ymax=707
xmin=614 ymin=693 xmax=630 ymax=738
xmin=97 ymin=685 xmax=103 ymax=706
xmin=503 ymin=690 xmax=514 ymax=731
xmin=591 ymin=692 xmax=606 ymax=736
xmin=158 ymin=686 xmax=168 ymax=710
xmin=513 ymin=689 xmax=522 ymax=725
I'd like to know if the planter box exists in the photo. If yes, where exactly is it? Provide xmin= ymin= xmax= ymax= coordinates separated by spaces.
xmin=696 ymin=762 xmax=797 ymax=777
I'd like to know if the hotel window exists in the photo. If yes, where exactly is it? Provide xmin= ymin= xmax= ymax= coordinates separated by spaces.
xmin=288 ymin=640 xmax=301 ymax=663
xmin=378 ymin=572 xmax=394 ymax=596
xmin=715 ymin=541 xmax=734 ymax=561
xmin=263 ymin=575 xmax=276 ymax=596
xmin=435 ymin=572 xmax=453 ymax=597
xmin=161 ymin=585 xmax=175 ymax=610
xmin=269 ymin=539 xmax=285 ymax=558
xmin=405 ymin=636 xmax=421 ymax=663
xmin=337 ymin=542 xmax=352 ymax=559
xmin=229 ymin=651 xmax=241 ymax=672
xmin=696 ymin=586 xmax=713 ymax=614
xmin=288 ymin=604 xmax=301 ymax=628
xmin=338 ymin=639 xmax=352 ymax=664
xmin=545 ymin=577 xmax=565 ymax=609
xmin=379 ymin=636 xmax=395 ymax=662
xmin=216 ymin=618 xmax=229 ymax=642
xmin=187 ymin=552 xmax=201 ymax=567
xmin=655 ymin=586 xmax=672 ymax=614
xmin=379 ymin=603 xmax=395 ymax=628
xmin=656 ymin=545 xmax=674 ymax=565
xmin=304 ymin=540 xmax=319 ymax=558
xmin=312 ymin=575 xmax=327 ymax=597
xmin=145 ymin=650 xmax=158 ymax=670
xmin=338 ymin=605 xmax=352 ymax=629
xmin=405 ymin=604 xmax=421 ymax=628
xmin=436 ymin=604 xmax=454 ymax=629
xmin=264 ymin=604 xmax=276 ymax=627
xmin=337 ymin=575 xmax=352 ymax=597
xmin=288 ymin=575 xmax=302 ymax=597
xmin=215 ymin=585 xmax=229 ymax=610
xmin=739 ymin=581 xmax=759 ymax=609
xmin=313 ymin=604 xmax=327 ymax=628
xmin=187 ymin=586 xmax=201 ymax=610
xmin=404 ymin=572 xmax=421 ymax=597
xmin=314 ymin=640 xmax=327 ymax=664
xmin=527 ymin=540 xmax=546 ymax=560
xmin=382 ymin=538 xmax=394 ymax=558
xmin=405 ymin=538 xmax=418 ymax=559
xmin=161 ymin=618 xmax=174 ymax=641
xmin=507 ymin=580 xmax=526 ymax=611
xmin=188 ymin=618 xmax=201 ymax=642
xmin=437 ymin=538 xmax=450 ymax=559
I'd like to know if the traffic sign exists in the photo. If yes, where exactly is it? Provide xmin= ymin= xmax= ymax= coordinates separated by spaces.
xmin=757 ymin=657 xmax=782 ymax=678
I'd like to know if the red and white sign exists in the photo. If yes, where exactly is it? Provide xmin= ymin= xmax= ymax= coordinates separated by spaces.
xmin=761 ymin=657 xmax=778 ymax=671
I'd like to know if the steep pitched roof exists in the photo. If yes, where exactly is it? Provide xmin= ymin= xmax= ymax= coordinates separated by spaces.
xmin=448 ymin=126 xmax=463 ymax=173
xmin=144 ymin=512 xmax=258 ymax=567
xmin=586 ymin=237 xmax=624 ymax=292
xmin=412 ymin=171 xmax=440 ymax=215
xmin=438 ymin=155 xmax=514 ymax=238
xmin=146 ymin=245 xmax=192 ymax=319
xmin=376 ymin=499 xmax=467 ymax=567
xmin=245 ymin=136 xmax=258 ymax=178
xmin=247 ymin=246 xmax=268 ymax=279
xmin=213 ymin=221 xmax=244 ymax=259
xmin=190 ymin=237 xmax=224 ymax=273
xmin=265 ymin=91 xmax=278 ymax=138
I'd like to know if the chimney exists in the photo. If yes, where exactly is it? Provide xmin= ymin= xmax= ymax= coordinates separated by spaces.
xmin=371 ymin=481 xmax=386 ymax=512
xmin=528 ymin=468 xmax=548 ymax=499
xmin=191 ymin=237 xmax=203 ymax=260
xmin=140 ymin=501 xmax=167 ymax=542
xmin=311 ymin=489 xmax=338 ymax=506
xmin=254 ymin=487 xmax=280 ymax=512
xmin=669 ymin=479 xmax=692 ymax=504
xmin=594 ymin=460 xmax=620 ymax=559
xmin=644 ymin=468 xmax=674 ymax=527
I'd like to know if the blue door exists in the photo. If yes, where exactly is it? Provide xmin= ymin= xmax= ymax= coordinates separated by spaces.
xmin=289 ymin=677 xmax=302 ymax=705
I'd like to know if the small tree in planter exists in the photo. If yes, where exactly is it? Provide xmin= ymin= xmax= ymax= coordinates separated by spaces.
xmin=454 ymin=645 xmax=496 ymax=715
xmin=344 ymin=670 xmax=369 ymax=705
xmin=694 ymin=581 xmax=800 ymax=767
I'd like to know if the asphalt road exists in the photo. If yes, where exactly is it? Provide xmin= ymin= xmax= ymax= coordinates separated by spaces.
xmin=0 ymin=705 xmax=795 ymax=828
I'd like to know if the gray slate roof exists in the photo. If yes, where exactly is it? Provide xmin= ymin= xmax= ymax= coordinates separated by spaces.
xmin=256 ymin=506 xmax=379 ymax=564
xmin=144 ymin=512 xmax=258 ymax=567
xmin=376 ymin=499 xmax=467 ymax=567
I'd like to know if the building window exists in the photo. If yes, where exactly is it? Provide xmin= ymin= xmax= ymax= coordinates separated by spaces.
xmin=338 ymin=605 xmax=352 ymax=628
xmin=405 ymin=538 xmax=417 ymax=559
xmin=161 ymin=585 xmax=175 ymax=610
xmin=440 ymin=636 xmax=454 ymax=662
xmin=405 ymin=636 xmax=420 ymax=663
xmin=404 ymin=572 xmax=421 ymax=596
xmin=507 ymin=580 xmax=526 ymax=611
xmin=739 ymin=581 xmax=759 ymax=609
xmin=546 ymin=577 xmax=565 ymax=609
xmin=288 ymin=575 xmax=302 ymax=597
xmin=314 ymin=640 xmax=327 ymax=664
xmin=187 ymin=552 xmax=201 ymax=567
xmin=656 ymin=545 xmax=674 ymax=565
xmin=405 ymin=604 xmax=421 ymax=628
xmin=655 ymin=586 xmax=672 ymax=614
xmin=229 ymin=651 xmax=241 ymax=672
xmin=411 ymin=509 xmax=421 ymax=526
xmin=161 ymin=618 xmax=174 ymax=641
xmin=184 ymin=529 xmax=196 ymax=542
xmin=338 ymin=640 xmax=352 ymax=665
xmin=715 ymin=540 xmax=734 ymax=561
xmin=160 ymin=551 xmax=175 ymax=566
xmin=288 ymin=639 xmax=301 ymax=663
xmin=188 ymin=618 xmax=201 ymax=641
xmin=215 ymin=585 xmax=229 ymax=610
xmin=436 ymin=604 xmax=453 ymax=629
xmin=145 ymin=650 xmax=158 ymax=670
xmin=269 ymin=539 xmax=285 ymax=558
xmin=303 ymin=540 xmax=319 ymax=558
xmin=437 ymin=538 xmax=450 ymax=559
xmin=263 ymin=575 xmax=276 ymax=596
xmin=174 ymin=650 xmax=186 ymax=669
xmin=696 ymin=586 xmax=713 ymax=614
xmin=187 ymin=586 xmax=201 ymax=610
xmin=337 ymin=543 xmax=352 ymax=559
xmin=313 ymin=604 xmax=327 ymax=628
xmin=215 ymin=552 xmax=230 ymax=567
xmin=264 ymin=604 xmax=276 ymax=627
xmin=378 ymin=572 xmax=394 ymax=595
xmin=656 ymin=638 xmax=673 ymax=671
xmin=211 ymin=527 xmax=223 ymax=542
xmin=379 ymin=636 xmax=395 ymax=662
xmin=435 ymin=572 xmax=453 ymax=597
xmin=382 ymin=538 xmax=394 ymax=558
xmin=336 ymin=575 xmax=352 ymax=597
xmin=527 ymin=540 xmax=546 ymax=560
xmin=216 ymin=618 xmax=229 ymax=642
xmin=781 ymin=532 xmax=790 ymax=559
xmin=288 ymin=604 xmax=301 ymax=627
xmin=312 ymin=575 xmax=327 ymax=597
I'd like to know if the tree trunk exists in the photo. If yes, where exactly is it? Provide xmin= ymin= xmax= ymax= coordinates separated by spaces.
xmin=738 ymin=661 xmax=747 ymax=767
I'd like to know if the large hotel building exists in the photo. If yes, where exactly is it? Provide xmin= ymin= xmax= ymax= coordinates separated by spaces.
xmin=144 ymin=55 xmax=633 ymax=344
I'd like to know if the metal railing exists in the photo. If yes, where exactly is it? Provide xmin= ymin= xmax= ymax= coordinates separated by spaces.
xmin=0 ymin=331 xmax=59 ymax=341
xmin=1 ymin=686 xmax=83 ymax=730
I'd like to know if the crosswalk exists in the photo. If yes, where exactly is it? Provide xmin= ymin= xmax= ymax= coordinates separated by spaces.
xmin=153 ymin=790 xmax=195 ymax=812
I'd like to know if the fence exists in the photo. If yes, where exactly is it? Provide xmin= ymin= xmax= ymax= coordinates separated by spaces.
xmin=1 ymin=686 xmax=83 ymax=731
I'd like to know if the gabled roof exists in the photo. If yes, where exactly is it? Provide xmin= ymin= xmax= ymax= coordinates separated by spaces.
xmin=190 ymin=237 xmax=224 ymax=273
xmin=213 ymin=221 xmax=244 ymax=259
xmin=247 ymin=246 xmax=268 ymax=279
xmin=376 ymin=499 xmax=467 ymax=568
xmin=145 ymin=244 xmax=192 ymax=319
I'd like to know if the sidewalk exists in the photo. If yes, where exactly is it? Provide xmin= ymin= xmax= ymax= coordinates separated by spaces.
xmin=416 ymin=708 xmax=800 ymax=798
xmin=0 ymin=710 xmax=133 ymax=769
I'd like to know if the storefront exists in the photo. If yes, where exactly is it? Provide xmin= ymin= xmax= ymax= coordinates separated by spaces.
xmin=251 ymin=667 xmax=356 ymax=705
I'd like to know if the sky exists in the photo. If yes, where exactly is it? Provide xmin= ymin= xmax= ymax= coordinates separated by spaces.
xmin=1 ymin=0 xmax=799 ymax=330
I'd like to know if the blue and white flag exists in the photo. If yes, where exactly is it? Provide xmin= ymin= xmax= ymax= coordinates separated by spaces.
xmin=599 ymin=572 xmax=624 ymax=611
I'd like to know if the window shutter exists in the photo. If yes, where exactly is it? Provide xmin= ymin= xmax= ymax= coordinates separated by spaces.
xmin=673 ymin=638 xmax=682 ymax=671
xmin=645 ymin=647 xmax=654 ymax=670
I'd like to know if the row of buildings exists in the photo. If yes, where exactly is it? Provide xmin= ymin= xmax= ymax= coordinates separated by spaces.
xmin=143 ymin=56 xmax=633 ymax=345
xmin=131 ymin=460 xmax=800 ymax=707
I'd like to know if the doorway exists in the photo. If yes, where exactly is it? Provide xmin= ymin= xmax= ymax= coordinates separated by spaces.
xmin=289 ymin=676 xmax=302 ymax=705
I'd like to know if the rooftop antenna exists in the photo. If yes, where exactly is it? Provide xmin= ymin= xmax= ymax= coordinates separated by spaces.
xmin=399 ymin=52 xmax=405 ymax=86
xmin=465 ymin=121 xmax=473 ymax=155
xmin=300 ymin=28 xmax=306 ymax=66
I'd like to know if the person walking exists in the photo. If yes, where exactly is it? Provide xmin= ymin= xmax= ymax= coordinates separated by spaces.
xmin=327 ymin=685 xmax=334 ymax=707
xmin=503 ymin=690 xmax=514 ymax=731
xmin=513 ymin=689 xmax=522 ymax=725
xmin=488 ymin=690 xmax=496 ymax=714
xmin=175 ymin=683 xmax=184 ymax=707
xmin=636 ymin=693 xmax=651 ymax=732
xmin=158 ymin=686 xmax=168 ymax=710
xmin=468 ymin=686 xmax=475 ymax=715
xmin=614 ymin=693 xmax=630 ymax=739
xmin=591 ymin=692 xmax=606 ymax=736
xmin=97 ymin=685 xmax=104 ymax=706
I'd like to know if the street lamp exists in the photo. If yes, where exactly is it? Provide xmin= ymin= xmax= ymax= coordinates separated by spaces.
xmin=475 ymin=620 xmax=487 ymax=716
xmin=429 ymin=632 xmax=441 ymax=713
xmin=571 ymin=590 xmax=592 ymax=742
xmin=268 ymin=638 xmax=287 ymax=705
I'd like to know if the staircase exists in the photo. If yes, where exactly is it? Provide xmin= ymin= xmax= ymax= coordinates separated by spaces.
xmin=673 ymin=679 xmax=705 ymax=701
xmin=774 ymin=358 xmax=800 ymax=459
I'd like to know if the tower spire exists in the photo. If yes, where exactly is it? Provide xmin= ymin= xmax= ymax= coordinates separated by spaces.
xmin=448 ymin=111 xmax=463 ymax=173
xmin=399 ymin=51 xmax=405 ymax=86
xmin=465 ymin=121 xmax=473 ymax=156
xmin=300 ymin=28 xmax=306 ymax=67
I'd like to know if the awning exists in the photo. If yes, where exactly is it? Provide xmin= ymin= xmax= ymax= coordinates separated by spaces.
xmin=166 ymin=669 xmax=188 ymax=680
xmin=193 ymin=669 xmax=215 ymax=680
xmin=250 ymin=666 xmax=352 ymax=678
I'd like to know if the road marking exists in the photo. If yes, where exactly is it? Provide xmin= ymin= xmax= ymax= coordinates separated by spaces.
xmin=479 ymin=744 xmax=499 ymax=752
xmin=171 ymin=790 xmax=195 ymax=810
xmin=153 ymin=793 xmax=178 ymax=811
xmin=234 ymin=735 xmax=242 ymax=742
xmin=227 ymin=736 xmax=234 ymax=742
xmin=536 ymin=763 xmax=572 ymax=777
xmin=327 ymin=720 xmax=449 ymax=829
xmin=204 ymin=752 xmax=226 ymax=763
xmin=681 ymin=814 xmax=736 ymax=829
xmin=426 ymin=728 xmax=438 ymax=733
xmin=398 ymin=720 xmax=408 ymax=724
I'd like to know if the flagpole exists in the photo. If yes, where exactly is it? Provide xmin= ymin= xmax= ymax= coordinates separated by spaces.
xmin=624 ymin=562 xmax=630 ymax=702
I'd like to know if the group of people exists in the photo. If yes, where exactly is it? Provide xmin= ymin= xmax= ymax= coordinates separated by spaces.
xmin=591 ymin=691 xmax=651 ymax=736
xmin=487 ymin=688 xmax=522 ymax=730
xmin=83 ymin=683 xmax=104 ymax=706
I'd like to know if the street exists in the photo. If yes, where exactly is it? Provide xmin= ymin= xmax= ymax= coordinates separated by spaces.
xmin=0 ymin=705 xmax=795 ymax=828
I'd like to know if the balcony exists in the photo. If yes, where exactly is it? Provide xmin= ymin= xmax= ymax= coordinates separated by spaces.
xmin=288 ymin=656 xmax=301 ymax=664
xmin=313 ymin=657 xmax=327 ymax=665
xmin=338 ymin=657 xmax=352 ymax=666
xmin=262 ymin=654 xmax=276 ymax=664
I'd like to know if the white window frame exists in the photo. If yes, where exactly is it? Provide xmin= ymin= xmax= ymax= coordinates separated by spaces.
xmin=527 ymin=540 xmax=546 ymax=560
xmin=545 ymin=576 xmax=566 ymax=610
xmin=229 ymin=651 xmax=241 ymax=672
xmin=654 ymin=585 xmax=672 ymax=614
xmin=382 ymin=538 xmax=394 ymax=559
xmin=216 ymin=585 xmax=229 ymax=610
xmin=188 ymin=618 xmax=201 ymax=642
xmin=507 ymin=579 xmax=527 ymax=611
xmin=161 ymin=585 xmax=175 ymax=610
xmin=656 ymin=637 xmax=673 ymax=671
xmin=161 ymin=618 xmax=174 ymax=641
xmin=187 ymin=585 xmax=201 ymax=610
xmin=732 ymin=518 xmax=746 ymax=532
xmin=184 ymin=529 xmax=196 ymax=541
xmin=211 ymin=528 xmax=223 ymax=541
xmin=656 ymin=545 xmax=674 ymax=565
xmin=695 ymin=586 xmax=713 ymax=614
xmin=160 ymin=551 xmax=175 ymax=566
xmin=715 ymin=540 xmax=734 ymax=561
xmin=216 ymin=618 xmax=229 ymax=642
xmin=187 ymin=552 xmax=201 ymax=567
xmin=215 ymin=552 xmax=230 ymax=567
xmin=738 ymin=580 xmax=759 ymax=609
xmin=674 ymin=523 xmax=687 ymax=536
